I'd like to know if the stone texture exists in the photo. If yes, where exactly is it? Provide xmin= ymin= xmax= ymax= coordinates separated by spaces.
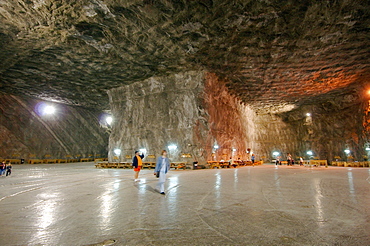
xmin=0 ymin=94 xmax=109 ymax=159
xmin=0 ymin=0 xmax=369 ymax=109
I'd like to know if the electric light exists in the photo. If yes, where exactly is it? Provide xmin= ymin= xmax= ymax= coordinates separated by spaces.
xmin=168 ymin=145 xmax=177 ymax=151
xmin=344 ymin=149 xmax=350 ymax=154
xmin=306 ymin=113 xmax=311 ymax=117
xmin=139 ymin=148 xmax=146 ymax=153
xmin=307 ymin=151 xmax=313 ymax=156
xmin=232 ymin=148 xmax=237 ymax=152
xmin=273 ymin=151 xmax=280 ymax=156
xmin=366 ymin=147 xmax=370 ymax=151
xmin=214 ymin=145 xmax=219 ymax=149
xmin=43 ymin=105 xmax=56 ymax=115
xmin=106 ymin=116 xmax=113 ymax=125
xmin=113 ymin=149 xmax=121 ymax=156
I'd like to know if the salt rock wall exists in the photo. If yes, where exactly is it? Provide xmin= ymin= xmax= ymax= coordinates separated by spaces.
xmin=108 ymin=71 xmax=252 ymax=164
xmin=0 ymin=94 xmax=109 ymax=159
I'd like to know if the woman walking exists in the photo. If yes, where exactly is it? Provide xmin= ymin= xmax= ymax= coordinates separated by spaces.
xmin=132 ymin=150 xmax=144 ymax=181
xmin=154 ymin=150 xmax=170 ymax=195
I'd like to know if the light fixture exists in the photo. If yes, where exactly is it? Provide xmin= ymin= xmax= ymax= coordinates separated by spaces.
xmin=168 ymin=145 xmax=177 ymax=151
xmin=344 ymin=149 xmax=350 ymax=154
xmin=43 ymin=105 xmax=56 ymax=115
xmin=306 ymin=113 xmax=311 ymax=117
xmin=213 ymin=145 xmax=219 ymax=149
xmin=307 ymin=151 xmax=313 ymax=156
xmin=139 ymin=148 xmax=146 ymax=153
xmin=232 ymin=148 xmax=237 ymax=152
xmin=272 ymin=151 xmax=280 ymax=156
xmin=106 ymin=116 xmax=113 ymax=125
xmin=366 ymin=147 xmax=370 ymax=151
xmin=113 ymin=149 xmax=121 ymax=156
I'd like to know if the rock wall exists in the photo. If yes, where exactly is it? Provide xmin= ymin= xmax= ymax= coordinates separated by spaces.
xmin=0 ymin=94 xmax=109 ymax=159
xmin=108 ymin=71 xmax=253 ymax=164
xmin=108 ymin=71 xmax=368 ymax=164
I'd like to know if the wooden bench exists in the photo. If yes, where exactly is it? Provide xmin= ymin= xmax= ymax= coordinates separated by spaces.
xmin=28 ymin=159 xmax=43 ymax=164
xmin=80 ymin=158 xmax=92 ymax=162
xmin=57 ymin=159 xmax=67 ymax=163
xmin=171 ymin=162 xmax=186 ymax=170
xmin=142 ymin=162 xmax=156 ymax=169
xmin=309 ymin=160 xmax=328 ymax=167
xmin=5 ymin=159 xmax=21 ymax=164
xmin=43 ymin=159 xmax=57 ymax=164
xmin=94 ymin=158 xmax=104 ymax=163
xmin=207 ymin=161 xmax=220 ymax=169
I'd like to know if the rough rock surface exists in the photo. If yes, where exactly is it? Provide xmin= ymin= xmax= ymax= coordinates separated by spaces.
xmin=0 ymin=0 xmax=369 ymax=109
xmin=108 ymin=70 xmax=369 ymax=163
xmin=0 ymin=94 xmax=108 ymax=159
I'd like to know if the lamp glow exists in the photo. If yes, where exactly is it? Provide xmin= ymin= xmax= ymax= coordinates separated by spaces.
xmin=139 ymin=148 xmax=146 ymax=153
xmin=43 ymin=105 xmax=56 ymax=115
xmin=273 ymin=151 xmax=280 ymax=156
xmin=366 ymin=147 xmax=370 ymax=151
xmin=168 ymin=145 xmax=177 ymax=151
xmin=106 ymin=116 xmax=113 ymax=125
xmin=307 ymin=151 xmax=313 ymax=156
xmin=232 ymin=148 xmax=237 ymax=152
xmin=306 ymin=113 xmax=311 ymax=117
xmin=214 ymin=145 xmax=219 ymax=149
xmin=113 ymin=149 xmax=121 ymax=156
xmin=344 ymin=149 xmax=350 ymax=154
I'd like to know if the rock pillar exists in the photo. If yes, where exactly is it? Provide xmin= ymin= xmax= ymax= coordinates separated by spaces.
xmin=107 ymin=71 xmax=253 ymax=165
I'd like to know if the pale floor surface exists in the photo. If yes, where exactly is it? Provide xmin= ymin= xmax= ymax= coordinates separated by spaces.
xmin=0 ymin=163 xmax=369 ymax=246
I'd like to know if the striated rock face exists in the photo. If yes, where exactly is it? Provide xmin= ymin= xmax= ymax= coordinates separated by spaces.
xmin=0 ymin=94 xmax=109 ymax=159
xmin=0 ymin=0 xmax=369 ymax=109
xmin=108 ymin=71 xmax=369 ymax=164
xmin=108 ymin=71 xmax=253 ymax=163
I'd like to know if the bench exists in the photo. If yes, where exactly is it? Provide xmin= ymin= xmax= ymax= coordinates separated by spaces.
xmin=171 ymin=162 xmax=186 ymax=170
xmin=57 ymin=159 xmax=67 ymax=163
xmin=28 ymin=159 xmax=43 ymax=164
xmin=80 ymin=158 xmax=92 ymax=162
xmin=43 ymin=159 xmax=57 ymax=164
xmin=309 ymin=160 xmax=328 ymax=167
xmin=5 ymin=159 xmax=21 ymax=164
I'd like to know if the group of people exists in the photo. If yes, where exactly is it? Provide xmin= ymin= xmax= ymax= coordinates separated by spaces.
xmin=275 ymin=154 xmax=304 ymax=166
xmin=0 ymin=161 xmax=12 ymax=176
xmin=132 ymin=150 xmax=170 ymax=195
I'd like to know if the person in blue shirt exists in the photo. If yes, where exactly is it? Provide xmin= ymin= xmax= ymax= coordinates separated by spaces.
xmin=154 ymin=150 xmax=170 ymax=195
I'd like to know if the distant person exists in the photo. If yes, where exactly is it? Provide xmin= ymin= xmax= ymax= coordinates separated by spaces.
xmin=132 ymin=150 xmax=144 ymax=181
xmin=287 ymin=153 xmax=292 ymax=166
xmin=276 ymin=156 xmax=280 ymax=166
xmin=251 ymin=154 xmax=255 ymax=164
xmin=299 ymin=157 xmax=304 ymax=166
xmin=0 ymin=161 xmax=5 ymax=176
xmin=6 ymin=162 xmax=12 ymax=176
xmin=227 ymin=157 xmax=233 ymax=168
xmin=154 ymin=150 xmax=170 ymax=195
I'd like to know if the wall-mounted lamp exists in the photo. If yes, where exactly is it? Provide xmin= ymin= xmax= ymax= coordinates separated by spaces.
xmin=139 ymin=148 xmax=146 ymax=153
xmin=306 ymin=113 xmax=311 ymax=117
xmin=213 ymin=145 xmax=219 ymax=149
xmin=344 ymin=149 xmax=350 ymax=154
xmin=168 ymin=145 xmax=177 ymax=151
xmin=272 ymin=151 xmax=280 ymax=156
xmin=106 ymin=116 xmax=113 ymax=125
xmin=307 ymin=150 xmax=313 ymax=156
xmin=113 ymin=149 xmax=121 ymax=156
xmin=232 ymin=148 xmax=237 ymax=152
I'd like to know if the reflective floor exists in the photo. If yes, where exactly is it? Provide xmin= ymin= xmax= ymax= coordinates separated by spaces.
xmin=0 ymin=164 xmax=369 ymax=246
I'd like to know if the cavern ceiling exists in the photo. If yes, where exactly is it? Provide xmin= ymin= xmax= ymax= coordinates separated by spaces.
xmin=0 ymin=0 xmax=369 ymax=110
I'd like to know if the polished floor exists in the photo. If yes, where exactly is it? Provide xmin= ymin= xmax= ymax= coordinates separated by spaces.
xmin=0 ymin=163 xmax=369 ymax=246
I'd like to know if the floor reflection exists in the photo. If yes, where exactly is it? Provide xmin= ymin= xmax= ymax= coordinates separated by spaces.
xmin=347 ymin=169 xmax=357 ymax=203
xmin=313 ymin=178 xmax=325 ymax=227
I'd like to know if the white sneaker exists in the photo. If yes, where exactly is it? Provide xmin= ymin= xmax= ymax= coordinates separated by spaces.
xmin=134 ymin=179 xmax=140 ymax=182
